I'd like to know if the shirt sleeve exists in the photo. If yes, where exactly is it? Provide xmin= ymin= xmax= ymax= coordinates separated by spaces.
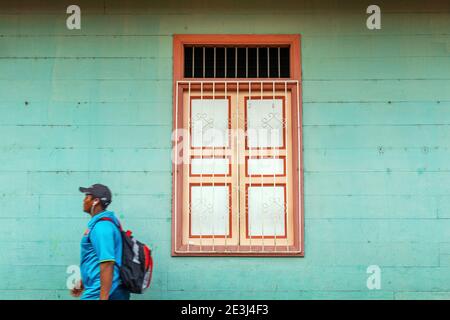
xmin=90 ymin=221 xmax=117 ymax=263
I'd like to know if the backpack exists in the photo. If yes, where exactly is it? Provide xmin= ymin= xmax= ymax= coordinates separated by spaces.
xmin=90 ymin=217 xmax=153 ymax=294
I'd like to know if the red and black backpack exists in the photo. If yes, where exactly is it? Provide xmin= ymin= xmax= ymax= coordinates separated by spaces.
xmin=91 ymin=217 xmax=153 ymax=294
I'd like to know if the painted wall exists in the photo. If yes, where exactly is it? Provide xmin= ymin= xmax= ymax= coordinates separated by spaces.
xmin=0 ymin=0 xmax=449 ymax=299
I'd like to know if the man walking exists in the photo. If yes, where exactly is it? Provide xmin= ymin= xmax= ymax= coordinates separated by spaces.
xmin=70 ymin=183 xmax=130 ymax=300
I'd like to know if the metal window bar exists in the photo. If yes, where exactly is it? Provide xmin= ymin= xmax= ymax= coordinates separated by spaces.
xmin=192 ymin=47 xmax=195 ymax=78
xmin=235 ymin=47 xmax=238 ymax=78
xmin=235 ymin=81 xmax=240 ymax=252
xmin=225 ymin=48 xmax=227 ymax=78
xmin=278 ymin=48 xmax=281 ymax=78
xmin=224 ymin=82 xmax=229 ymax=250
xmin=176 ymin=80 xmax=301 ymax=254
xmin=256 ymin=47 xmax=259 ymax=78
xmin=186 ymin=46 xmax=289 ymax=79
xmin=214 ymin=47 xmax=216 ymax=78
xmin=199 ymin=82 xmax=204 ymax=250
xmin=212 ymin=82 xmax=218 ymax=251
xmin=248 ymin=81 xmax=253 ymax=251
xmin=284 ymin=81 xmax=289 ymax=252
xmin=187 ymin=82 xmax=192 ymax=252
xmin=260 ymin=81 xmax=265 ymax=251
xmin=203 ymin=47 xmax=205 ymax=78
xmin=245 ymin=48 xmax=248 ymax=78
xmin=272 ymin=81 xmax=277 ymax=249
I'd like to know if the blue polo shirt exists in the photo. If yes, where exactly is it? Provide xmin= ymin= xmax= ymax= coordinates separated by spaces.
xmin=80 ymin=210 xmax=123 ymax=300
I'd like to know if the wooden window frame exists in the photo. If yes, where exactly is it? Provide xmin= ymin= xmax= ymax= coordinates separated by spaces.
xmin=172 ymin=34 xmax=304 ymax=256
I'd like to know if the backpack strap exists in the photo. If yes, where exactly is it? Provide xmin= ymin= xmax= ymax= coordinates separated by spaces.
xmin=96 ymin=217 xmax=123 ymax=232
xmin=87 ymin=217 xmax=123 ymax=242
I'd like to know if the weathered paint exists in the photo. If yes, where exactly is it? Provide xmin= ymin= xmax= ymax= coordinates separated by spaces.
xmin=0 ymin=0 xmax=449 ymax=299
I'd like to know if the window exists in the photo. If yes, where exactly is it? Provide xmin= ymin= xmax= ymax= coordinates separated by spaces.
xmin=184 ymin=46 xmax=290 ymax=78
xmin=172 ymin=35 xmax=303 ymax=256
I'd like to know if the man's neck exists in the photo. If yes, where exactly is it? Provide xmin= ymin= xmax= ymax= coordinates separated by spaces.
xmin=90 ymin=209 xmax=106 ymax=218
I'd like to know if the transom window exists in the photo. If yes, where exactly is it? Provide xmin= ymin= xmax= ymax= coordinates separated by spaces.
xmin=172 ymin=35 xmax=303 ymax=256
xmin=184 ymin=46 xmax=290 ymax=78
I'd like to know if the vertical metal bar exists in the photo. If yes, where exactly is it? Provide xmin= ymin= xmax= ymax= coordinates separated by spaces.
xmin=203 ymin=47 xmax=205 ymax=78
xmin=212 ymin=82 xmax=216 ymax=251
xmin=245 ymin=47 xmax=248 ymax=78
xmin=272 ymin=81 xmax=277 ymax=249
xmin=225 ymin=47 xmax=227 ymax=78
xmin=248 ymin=80 xmax=253 ymax=251
xmin=278 ymin=47 xmax=281 ymax=78
xmin=284 ymin=81 xmax=289 ymax=252
xmin=256 ymin=47 xmax=259 ymax=78
xmin=260 ymin=80 xmax=265 ymax=252
xmin=235 ymin=81 xmax=240 ymax=252
xmin=260 ymin=153 xmax=265 ymax=252
xmin=235 ymin=47 xmax=238 ymax=78
xmin=214 ymin=47 xmax=216 ymax=78
xmin=192 ymin=47 xmax=195 ymax=78
xmin=224 ymin=82 xmax=228 ymax=250
xmin=199 ymin=82 xmax=204 ymax=251
xmin=187 ymin=82 xmax=191 ymax=252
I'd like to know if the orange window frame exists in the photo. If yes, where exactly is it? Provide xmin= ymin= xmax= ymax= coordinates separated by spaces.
xmin=172 ymin=34 xmax=304 ymax=256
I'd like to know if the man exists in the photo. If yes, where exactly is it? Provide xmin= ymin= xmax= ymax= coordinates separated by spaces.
xmin=70 ymin=183 xmax=130 ymax=300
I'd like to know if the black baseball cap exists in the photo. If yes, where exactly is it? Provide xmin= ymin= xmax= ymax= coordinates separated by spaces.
xmin=79 ymin=183 xmax=112 ymax=208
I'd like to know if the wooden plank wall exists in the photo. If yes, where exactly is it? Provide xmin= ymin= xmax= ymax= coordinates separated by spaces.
xmin=0 ymin=0 xmax=449 ymax=299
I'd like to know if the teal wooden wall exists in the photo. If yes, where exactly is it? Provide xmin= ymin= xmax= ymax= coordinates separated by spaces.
xmin=0 ymin=0 xmax=449 ymax=299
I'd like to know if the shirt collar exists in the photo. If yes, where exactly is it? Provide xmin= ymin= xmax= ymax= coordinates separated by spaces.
xmin=88 ymin=210 xmax=115 ymax=228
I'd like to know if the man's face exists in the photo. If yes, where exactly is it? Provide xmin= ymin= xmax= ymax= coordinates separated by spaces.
xmin=83 ymin=194 xmax=96 ymax=213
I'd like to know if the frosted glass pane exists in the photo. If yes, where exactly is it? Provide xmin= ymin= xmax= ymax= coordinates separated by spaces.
xmin=247 ymin=99 xmax=284 ymax=148
xmin=191 ymin=158 xmax=229 ymax=175
xmin=191 ymin=186 xmax=229 ymax=236
xmin=248 ymin=186 xmax=285 ymax=237
xmin=191 ymin=99 xmax=229 ymax=147
xmin=248 ymin=158 xmax=284 ymax=175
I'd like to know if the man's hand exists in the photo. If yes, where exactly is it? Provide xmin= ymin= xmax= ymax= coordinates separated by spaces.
xmin=70 ymin=280 xmax=84 ymax=298
xmin=99 ymin=261 xmax=115 ymax=300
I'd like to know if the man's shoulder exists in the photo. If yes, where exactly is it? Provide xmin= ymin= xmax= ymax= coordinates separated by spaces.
xmin=91 ymin=218 xmax=118 ymax=235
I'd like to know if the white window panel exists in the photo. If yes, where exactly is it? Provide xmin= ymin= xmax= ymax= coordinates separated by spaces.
xmin=190 ymin=185 xmax=230 ymax=236
xmin=247 ymin=99 xmax=284 ymax=148
xmin=248 ymin=186 xmax=285 ymax=237
xmin=191 ymin=99 xmax=229 ymax=148
xmin=191 ymin=157 xmax=230 ymax=175
xmin=247 ymin=158 xmax=284 ymax=176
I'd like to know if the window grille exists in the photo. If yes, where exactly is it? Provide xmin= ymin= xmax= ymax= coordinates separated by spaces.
xmin=184 ymin=46 xmax=290 ymax=78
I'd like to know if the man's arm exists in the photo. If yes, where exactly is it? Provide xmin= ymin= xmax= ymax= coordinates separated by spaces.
xmin=90 ymin=221 xmax=118 ymax=300
xmin=99 ymin=261 xmax=115 ymax=300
